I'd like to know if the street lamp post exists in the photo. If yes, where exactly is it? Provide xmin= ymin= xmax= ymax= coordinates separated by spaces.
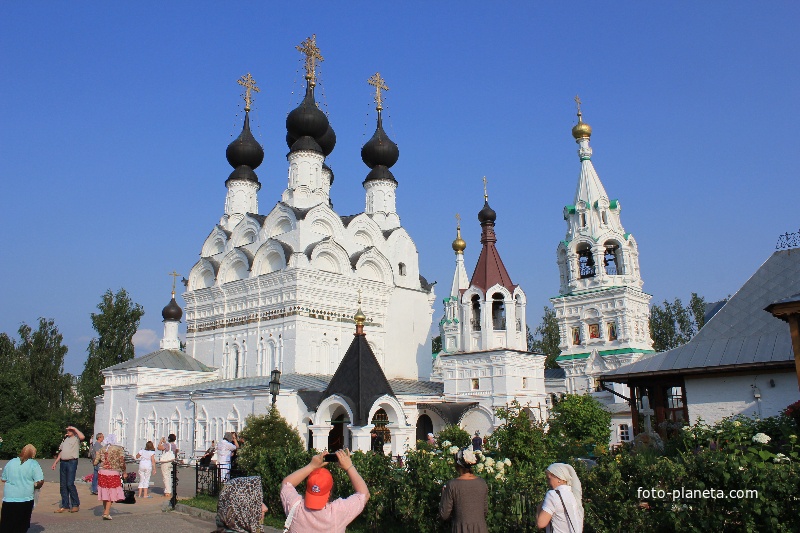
xmin=269 ymin=368 xmax=282 ymax=408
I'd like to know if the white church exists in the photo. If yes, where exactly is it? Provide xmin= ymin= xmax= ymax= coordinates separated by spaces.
xmin=94 ymin=38 xmax=651 ymax=456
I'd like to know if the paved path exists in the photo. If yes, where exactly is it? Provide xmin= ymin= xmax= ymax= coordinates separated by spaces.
xmin=1 ymin=459 xmax=214 ymax=532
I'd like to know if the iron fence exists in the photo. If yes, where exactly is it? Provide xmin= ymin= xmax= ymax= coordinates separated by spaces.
xmin=777 ymin=229 xmax=800 ymax=250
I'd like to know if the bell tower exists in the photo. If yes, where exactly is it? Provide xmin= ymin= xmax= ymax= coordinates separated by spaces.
xmin=551 ymin=98 xmax=654 ymax=397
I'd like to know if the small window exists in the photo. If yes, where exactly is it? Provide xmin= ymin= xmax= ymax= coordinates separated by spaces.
xmin=601 ymin=211 xmax=607 ymax=225
xmin=522 ymin=377 xmax=528 ymax=389
xmin=619 ymin=424 xmax=630 ymax=442
xmin=471 ymin=378 xmax=480 ymax=391
xmin=580 ymin=213 xmax=587 ymax=228
xmin=398 ymin=263 xmax=407 ymax=276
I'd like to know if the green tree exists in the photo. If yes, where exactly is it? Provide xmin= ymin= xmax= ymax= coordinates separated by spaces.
xmin=528 ymin=306 xmax=561 ymax=369
xmin=649 ymin=293 xmax=706 ymax=352
xmin=547 ymin=394 xmax=611 ymax=458
xmin=79 ymin=288 xmax=144 ymax=424
xmin=436 ymin=424 xmax=471 ymax=448
xmin=16 ymin=318 xmax=73 ymax=413
xmin=486 ymin=400 xmax=553 ymax=468
xmin=431 ymin=335 xmax=442 ymax=354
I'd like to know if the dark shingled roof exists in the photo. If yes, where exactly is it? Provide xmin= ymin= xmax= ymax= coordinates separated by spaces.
xmin=323 ymin=334 xmax=395 ymax=426
xmin=545 ymin=368 xmax=566 ymax=380
xmin=604 ymin=249 xmax=800 ymax=381
xmin=105 ymin=349 xmax=215 ymax=372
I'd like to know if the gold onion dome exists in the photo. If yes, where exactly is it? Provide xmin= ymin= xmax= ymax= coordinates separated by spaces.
xmin=572 ymin=112 xmax=592 ymax=140
xmin=452 ymin=227 xmax=466 ymax=253
xmin=354 ymin=307 xmax=366 ymax=325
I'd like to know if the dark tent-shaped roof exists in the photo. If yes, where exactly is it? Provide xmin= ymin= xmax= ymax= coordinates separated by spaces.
xmin=322 ymin=334 xmax=395 ymax=426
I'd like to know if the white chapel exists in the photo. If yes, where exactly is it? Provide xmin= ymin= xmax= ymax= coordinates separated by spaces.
xmin=94 ymin=37 xmax=554 ymax=457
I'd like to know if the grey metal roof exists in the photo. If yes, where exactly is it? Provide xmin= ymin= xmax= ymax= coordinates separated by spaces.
xmin=604 ymin=249 xmax=799 ymax=381
xmin=149 ymin=373 xmax=443 ymax=397
xmin=105 ymin=349 xmax=215 ymax=372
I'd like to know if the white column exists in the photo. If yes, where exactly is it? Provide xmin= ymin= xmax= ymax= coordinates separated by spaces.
xmin=349 ymin=425 xmax=374 ymax=453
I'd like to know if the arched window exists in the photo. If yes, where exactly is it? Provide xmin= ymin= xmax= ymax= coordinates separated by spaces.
xmin=580 ymin=213 xmax=587 ymax=228
xmin=170 ymin=410 xmax=180 ymax=440
xmin=398 ymin=263 xmax=407 ymax=276
xmin=470 ymin=295 xmax=481 ymax=331
xmin=371 ymin=409 xmax=391 ymax=444
xmin=515 ymin=295 xmax=523 ymax=332
xmin=601 ymin=211 xmax=608 ymax=225
xmin=492 ymin=293 xmax=506 ymax=330
xmin=604 ymin=242 xmax=623 ymax=275
xmin=577 ymin=244 xmax=596 ymax=279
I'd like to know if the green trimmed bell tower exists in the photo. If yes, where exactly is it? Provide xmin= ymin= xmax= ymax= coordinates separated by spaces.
xmin=550 ymin=98 xmax=654 ymax=398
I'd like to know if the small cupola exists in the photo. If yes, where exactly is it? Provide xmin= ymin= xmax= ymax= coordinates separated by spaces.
xmin=286 ymin=34 xmax=334 ymax=156
xmin=225 ymin=73 xmax=264 ymax=187
xmin=362 ymin=72 xmax=399 ymax=184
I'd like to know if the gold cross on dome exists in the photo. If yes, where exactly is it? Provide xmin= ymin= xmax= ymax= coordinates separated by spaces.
xmin=482 ymin=176 xmax=488 ymax=202
xmin=367 ymin=72 xmax=389 ymax=110
xmin=296 ymin=34 xmax=324 ymax=83
xmin=574 ymin=94 xmax=583 ymax=116
xmin=237 ymin=73 xmax=260 ymax=112
xmin=455 ymin=213 xmax=461 ymax=229
xmin=168 ymin=271 xmax=182 ymax=296
xmin=357 ymin=288 xmax=362 ymax=305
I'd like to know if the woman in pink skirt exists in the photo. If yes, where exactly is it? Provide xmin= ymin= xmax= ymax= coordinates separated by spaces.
xmin=93 ymin=434 xmax=126 ymax=520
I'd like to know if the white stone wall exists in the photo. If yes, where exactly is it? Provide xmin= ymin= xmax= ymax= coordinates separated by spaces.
xmin=685 ymin=371 xmax=799 ymax=426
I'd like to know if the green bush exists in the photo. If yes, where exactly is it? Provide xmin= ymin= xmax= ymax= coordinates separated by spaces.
xmin=547 ymin=394 xmax=611 ymax=460
xmin=2 ymin=420 xmax=63 ymax=459
xmin=436 ymin=425 xmax=471 ymax=449
xmin=227 ymin=402 xmax=800 ymax=532
xmin=237 ymin=408 xmax=304 ymax=473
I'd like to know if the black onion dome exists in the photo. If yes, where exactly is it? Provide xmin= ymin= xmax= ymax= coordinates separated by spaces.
xmin=286 ymin=84 xmax=329 ymax=141
xmin=478 ymin=200 xmax=496 ymax=223
xmin=317 ymin=124 xmax=336 ymax=156
xmin=162 ymin=297 xmax=183 ymax=321
xmin=361 ymin=113 xmax=399 ymax=169
xmin=286 ymin=132 xmax=297 ymax=150
xmin=226 ymin=112 xmax=264 ymax=170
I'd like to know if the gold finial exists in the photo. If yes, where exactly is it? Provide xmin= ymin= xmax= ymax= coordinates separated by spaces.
xmin=367 ymin=72 xmax=389 ymax=111
xmin=168 ymin=271 xmax=182 ymax=298
xmin=354 ymin=288 xmax=366 ymax=327
xmin=482 ymin=176 xmax=488 ymax=202
xmin=572 ymin=94 xmax=592 ymax=139
xmin=237 ymin=73 xmax=260 ymax=112
xmin=452 ymin=213 xmax=466 ymax=254
xmin=296 ymin=34 xmax=324 ymax=85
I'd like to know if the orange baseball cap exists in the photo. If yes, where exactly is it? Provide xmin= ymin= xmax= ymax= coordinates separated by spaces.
xmin=305 ymin=468 xmax=333 ymax=510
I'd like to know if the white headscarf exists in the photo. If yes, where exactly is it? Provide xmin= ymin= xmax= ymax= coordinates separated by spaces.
xmin=105 ymin=434 xmax=118 ymax=447
xmin=546 ymin=463 xmax=582 ymax=503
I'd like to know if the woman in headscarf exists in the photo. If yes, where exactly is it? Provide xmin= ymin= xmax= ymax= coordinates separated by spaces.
xmin=94 ymin=434 xmax=126 ymax=520
xmin=215 ymin=476 xmax=267 ymax=533
xmin=0 ymin=444 xmax=44 ymax=533
xmin=439 ymin=447 xmax=488 ymax=533
xmin=537 ymin=463 xmax=584 ymax=533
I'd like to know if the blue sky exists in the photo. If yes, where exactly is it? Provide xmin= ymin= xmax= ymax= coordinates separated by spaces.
xmin=1 ymin=2 xmax=797 ymax=376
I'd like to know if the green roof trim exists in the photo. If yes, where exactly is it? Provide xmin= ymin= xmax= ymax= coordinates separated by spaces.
xmin=623 ymin=233 xmax=631 ymax=240
xmin=610 ymin=199 xmax=619 ymax=209
xmin=556 ymin=348 xmax=657 ymax=361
